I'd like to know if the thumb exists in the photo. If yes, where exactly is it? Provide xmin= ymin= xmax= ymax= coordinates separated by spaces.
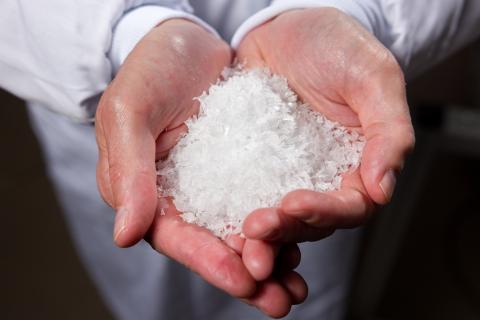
xmin=350 ymin=62 xmax=415 ymax=204
xmin=96 ymin=95 xmax=158 ymax=248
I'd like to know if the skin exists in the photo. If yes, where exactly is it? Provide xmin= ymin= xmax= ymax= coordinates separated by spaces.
xmin=95 ymin=19 xmax=304 ymax=317
xmin=95 ymin=8 xmax=415 ymax=318
xmin=238 ymin=8 xmax=415 ymax=244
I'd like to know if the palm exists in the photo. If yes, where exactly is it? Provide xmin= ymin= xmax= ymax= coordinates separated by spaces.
xmin=238 ymin=8 xmax=414 ymax=241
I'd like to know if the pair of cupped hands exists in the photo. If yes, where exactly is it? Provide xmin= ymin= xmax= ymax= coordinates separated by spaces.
xmin=95 ymin=8 xmax=414 ymax=318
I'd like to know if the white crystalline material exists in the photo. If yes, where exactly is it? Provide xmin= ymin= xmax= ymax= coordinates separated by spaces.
xmin=157 ymin=68 xmax=365 ymax=238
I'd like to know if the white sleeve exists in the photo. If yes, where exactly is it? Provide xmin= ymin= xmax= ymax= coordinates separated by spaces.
xmin=0 ymin=1 xmax=215 ymax=122
xmin=231 ymin=0 xmax=480 ymax=79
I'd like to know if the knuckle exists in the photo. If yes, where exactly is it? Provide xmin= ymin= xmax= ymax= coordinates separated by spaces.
xmin=105 ymin=95 xmax=129 ymax=125
xmin=379 ymin=119 xmax=415 ymax=153
xmin=403 ymin=129 xmax=416 ymax=154
xmin=393 ymin=124 xmax=416 ymax=154
xmin=373 ymin=46 xmax=402 ymax=76
xmin=209 ymin=252 xmax=237 ymax=286
xmin=383 ymin=50 xmax=403 ymax=73
xmin=107 ymin=161 xmax=123 ymax=190
xmin=360 ymin=46 xmax=404 ymax=87
xmin=97 ymin=91 xmax=132 ymax=134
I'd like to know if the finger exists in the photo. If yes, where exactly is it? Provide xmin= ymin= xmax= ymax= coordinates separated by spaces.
xmin=348 ymin=58 xmax=415 ymax=204
xmin=224 ymin=234 xmax=245 ymax=255
xmin=360 ymin=120 xmax=414 ymax=204
xmin=277 ymin=243 xmax=301 ymax=271
xmin=155 ymin=124 xmax=188 ymax=160
xmin=278 ymin=271 xmax=308 ymax=305
xmin=243 ymin=207 xmax=335 ymax=243
xmin=281 ymin=188 xmax=374 ymax=229
xmin=148 ymin=201 xmax=256 ymax=298
xmin=244 ymin=279 xmax=292 ymax=318
xmin=96 ymin=95 xmax=158 ymax=248
xmin=243 ymin=239 xmax=280 ymax=281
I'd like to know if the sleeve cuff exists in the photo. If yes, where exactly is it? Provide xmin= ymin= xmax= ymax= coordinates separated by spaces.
xmin=231 ymin=0 xmax=377 ymax=48
xmin=109 ymin=5 xmax=219 ymax=74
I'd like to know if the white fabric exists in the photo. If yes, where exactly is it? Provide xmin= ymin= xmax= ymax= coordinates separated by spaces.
xmin=231 ymin=0 xmax=376 ymax=48
xmin=0 ymin=1 xmax=196 ymax=121
xmin=232 ymin=0 xmax=480 ymax=79
xmin=376 ymin=0 xmax=480 ymax=78
xmin=109 ymin=5 xmax=219 ymax=74
xmin=2 ymin=0 xmax=480 ymax=121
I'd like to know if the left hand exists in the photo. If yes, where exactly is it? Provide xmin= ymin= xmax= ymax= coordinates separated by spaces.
xmin=237 ymin=8 xmax=415 ymax=242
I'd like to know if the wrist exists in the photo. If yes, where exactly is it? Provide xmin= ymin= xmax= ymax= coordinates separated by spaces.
xmin=231 ymin=0 xmax=376 ymax=49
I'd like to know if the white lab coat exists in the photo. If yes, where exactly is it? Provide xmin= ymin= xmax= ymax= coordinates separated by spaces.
xmin=2 ymin=1 xmax=480 ymax=319
xmin=2 ymin=0 xmax=480 ymax=121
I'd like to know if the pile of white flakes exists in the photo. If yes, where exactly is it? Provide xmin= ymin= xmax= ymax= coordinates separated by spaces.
xmin=157 ymin=68 xmax=364 ymax=238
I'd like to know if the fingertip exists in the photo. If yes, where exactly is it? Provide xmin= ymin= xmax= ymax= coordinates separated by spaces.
xmin=113 ymin=207 xmax=129 ymax=247
xmin=243 ymin=240 xmax=279 ymax=281
xmin=361 ymin=162 xmax=397 ymax=205
xmin=378 ymin=169 xmax=396 ymax=203
xmin=113 ymin=209 xmax=151 ymax=247
xmin=113 ymin=186 xmax=157 ymax=247
xmin=360 ymin=121 xmax=413 ymax=205
xmin=247 ymin=280 xmax=292 ymax=318
xmin=111 ymin=197 xmax=157 ymax=248
xmin=114 ymin=223 xmax=151 ymax=248
xmin=281 ymin=271 xmax=308 ymax=305
xmin=113 ymin=230 xmax=137 ymax=248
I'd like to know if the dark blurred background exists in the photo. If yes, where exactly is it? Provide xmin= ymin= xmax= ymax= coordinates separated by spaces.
xmin=2 ymin=41 xmax=480 ymax=320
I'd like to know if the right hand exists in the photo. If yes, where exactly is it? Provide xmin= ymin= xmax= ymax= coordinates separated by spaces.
xmin=237 ymin=8 xmax=415 ymax=244
xmin=95 ymin=19 xmax=305 ymax=317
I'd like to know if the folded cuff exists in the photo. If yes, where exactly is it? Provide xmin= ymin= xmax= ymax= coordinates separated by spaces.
xmin=231 ymin=0 xmax=376 ymax=48
xmin=109 ymin=5 xmax=219 ymax=74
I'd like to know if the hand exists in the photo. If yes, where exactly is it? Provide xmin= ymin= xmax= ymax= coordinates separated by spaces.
xmin=95 ymin=19 xmax=305 ymax=317
xmin=148 ymin=200 xmax=308 ymax=318
xmin=237 ymin=8 xmax=415 ymax=242
xmin=96 ymin=19 xmax=230 ymax=246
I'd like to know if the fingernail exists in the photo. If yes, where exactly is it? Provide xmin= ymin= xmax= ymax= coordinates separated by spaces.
xmin=379 ymin=170 xmax=396 ymax=202
xmin=114 ymin=207 xmax=128 ymax=242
